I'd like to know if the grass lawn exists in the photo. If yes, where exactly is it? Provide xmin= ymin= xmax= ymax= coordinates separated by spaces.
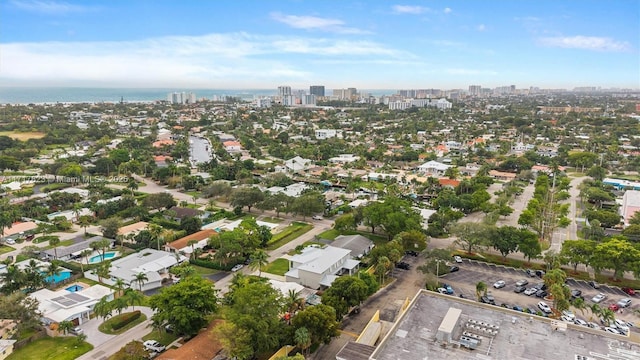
xmin=317 ymin=229 xmax=343 ymax=240
xmin=44 ymin=239 xmax=74 ymax=249
xmin=7 ymin=336 xmax=92 ymax=360
xmin=192 ymin=265 xmax=220 ymax=276
xmin=0 ymin=131 xmax=46 ymax=141
xmin=143 ymin=329 xmax=178 ymax=346
xmin=267 ymin=222 xmax=313 ymax=250
xmin=0 ymin=245 xmax=15 ymax=255
xmin=263 ymin=258 xmax=290 ymax=276
xmin=260 ymin=216 xmax=284 ymax=223
xmin=99 ymin=312 xmax=147 ymax=335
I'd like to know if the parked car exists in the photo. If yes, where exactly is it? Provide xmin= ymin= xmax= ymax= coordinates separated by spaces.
xmin=605 ymin=327 xmax=622 ymax=335
xmin=535 ymin=290 xmax=548 ymax=298
xmin=453 ymin=256 xmax=463 ymax=263
xmin=231 ymin=264 xmax=244 ymax=272
xmin=396 ymin=262 xmax=411 ymax=270
xmin=312 ymin=215 xmax=323 ymax=220
xmin=485 ymin=292 xmax=495 ymax=304
xmin=574 ymin=319 xmax=588 ymax=326
xmin=515 ymin=279 xmax=529 ymax=287
xmin=405 ymin=250 xmax=419 ymax=257
xmin=561 ymin=315 xmax=574 ymax=323
xmin=592 ymin=293 xmax=607 ymax=303
xmin=535 ymin=270 xmax=545 ymax=277
xmin=440 ymin=284 xmax=454 ymax=294
xmin=571 ymin=289 xmax=583 ymax=299
xmin=143 ymin=340 xmax=166 ymax=353
xmin=562 ymin=310 xmax=575 ymax=320
xmin=5 ymin=238 xmax=15 ymax=245
xmin=24 ymin=234 xmax=35 ymax=241
xmin=493 ymin=280 xmax=506 ymax=289
xmin=512 ymin=305 xmax=523 ymax=311
xmin=587 ymin=322 xmax=601 ymax=330
xmin=617 ymin=298 xmax=632 ymax=308
xmin=70 ymin=327 xmax=83 ymax=335
xmin=588 ymin=281 xmax=600 ymax=289
xmin=526 ymin=269 xmax=536 ymax=277
xmin=614 ymin=319 xmax=630 ymax=334
xmin=537 ymin=301 xmax=552 ymax=314
xmin=524 ymin=288 xmax=538 ymax=296
xmin=514 ymin=286 xmax=526 ymax=293
xmin=480 ymin=296 xmax=496 ymax=305
xmin=449 ymin=266 xmax=459 ymax=273
xmin=622 ymin=287 xmax=636 ymax=296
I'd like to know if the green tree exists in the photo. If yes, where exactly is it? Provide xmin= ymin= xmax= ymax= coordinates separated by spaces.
xmin=149 ymin=276 xmax=219 ymax=336
xmin=294 ymin=327 xmax=312 ymax=357
xmin=395 ymin=230 xmax=428 ymax=252
xmin=216 ymin=322 xmax=254 ymax=360
xmin=142 ymin=192 xmax=177 ymax=210
xmin=180 ymin=216 xmax=202 ymax=235
xmin=230 ymin=187 xmax=265 ymax=213
xmin=492 ymin=226 xmax=520 ymax=259
xmin=321 ymin=276 xmax=369 ymax=319
xmin=123 ymin=288 xmax=144 ymax=310
xmin=591 ymin=238 xmax=640 ymax=280
xmin=559 ymin=240 xmax=596 ymax=272
xmin=58 ymin=320 xmax=74 ymax=335
xmin=90 ymin=238 xmax=112 ymax=262
xmin=95 ymin=262 xmax=111 ymax=284
xmin=475 ymin=281 xmax=487 ymax=301
xmin=133 ymin=272 xmax=148 ymax=292
xmin=248 ymin=249 xmax=269 ymax=277
xmin=221 ymin=281 xmax=284 ymax=357
xmin=289 ymin=192 xmax=325 ymax=220
xmin=518 ymin=231 xmax=542 ymax=263
xmin=100 ymin=217 xmax=122 ymax=239
xmin=49 ymin=237 xmax=61 ymax=260
xmin=452 ymin=222 xmax=490 ymax=254
xmin=292 ymin=304 xmax=339 ymax=345
xmin=333 ymin=213 xmax=357 ymax=232
xmin=110 ymin=341 xmax=148 ymax=360
xmin=93 ymin=296 xmax=113 ymax=321
xmin=78 ymin=215 xmax=93 ymax=235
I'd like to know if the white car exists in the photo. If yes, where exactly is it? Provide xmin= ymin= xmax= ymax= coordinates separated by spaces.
xmin=562 ymin=310 xmax=575 ymax=321
xmin=515 ymin=279 xmax=529 ymax=287
xmin=143 ymin=340 xmax=165 ymax=353
xmin=537 ymin=301 xmax=552 ymax=314
xmin=574 ymin=319 xmax=588 ymax=326
xmin=312 ymin=215 xmax=323 ymax=220
xmin=231 ymin=264 xmax=244 ymax=272
xmin=493 ymin=280 xmax=506 ymax=289
xmin=591 ymin=293 xmax=607 ymax=303
xmin=617 ymin=298 xmax=632 ymax=308
xmin=614 ymin=319 xmax=630 ymax=334
xmin=5 ymin=238 xmax=15 ymax=245
xmin=605 ymin=327 xmax=622 ymax=335
xmin=588 ymin=322 xmax=601 ymax=330
xmin=524 ymin=288 xmax=538 ymax=296
xmin=454 ymin=256 xmax=463 ymax=263
xmin=561 ymin=315 xmax=574 ymax=323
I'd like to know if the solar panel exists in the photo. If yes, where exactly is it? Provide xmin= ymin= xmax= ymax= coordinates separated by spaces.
xmin=66 ymin=293 xmax=90 ymax=302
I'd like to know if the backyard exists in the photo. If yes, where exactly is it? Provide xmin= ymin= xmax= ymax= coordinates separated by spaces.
xmin=262 ymin=258 xmax=290 ymax=276
xmin=266 ymin=222 xmax=313 ymax=250
xmin=7 ymin=336 xmax=92 ymax=360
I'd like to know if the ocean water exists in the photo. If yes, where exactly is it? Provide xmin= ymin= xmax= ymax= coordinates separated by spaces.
xmin=0 ymin=87 xmax=396 ymax=104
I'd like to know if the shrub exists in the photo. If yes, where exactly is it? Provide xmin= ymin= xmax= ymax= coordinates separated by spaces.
xmin=111 ymin=310 xmax=141 ymax=330
xmin=190 ymin=258 xmax=236 ymax=271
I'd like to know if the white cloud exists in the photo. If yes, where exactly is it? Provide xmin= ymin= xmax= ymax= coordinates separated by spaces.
xmin=392 ymin=5 xmax=429 ymax=14
xmin=443 ymin=7 xmax=452 ymax=14
xmin=10 ymin=0 xmax=98 ymax=14
xmin=270 ymin=12 xmax=370 ymax=34
xmin=477 ymin=24 xmax=486 ymax=31
xmin=0 ymin=32 xmax=410 ymax=87
xmin=539 ymin=36 xmax=631 ymax=52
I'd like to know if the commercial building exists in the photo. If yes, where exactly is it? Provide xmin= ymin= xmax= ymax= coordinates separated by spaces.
xmin=621 ymin=190 xmax=640 ymax=227
xmin=310 ymin=85 xmax=325 ymax=97
xmin=278 ymin=86 xmax=292 ymax=97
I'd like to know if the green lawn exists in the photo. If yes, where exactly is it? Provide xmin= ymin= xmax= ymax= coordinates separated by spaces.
xmin=0 ymin=245 xmax=15 ymax=255
xmin=267 ymin=222 xmax=313 ymax=250
xmin=7 ymin=336 xmax=93 ymax=360
xmin=44 ymin=239 xmax=74 ymax=249
xmin=263 ymin=258 xmax=290 ymax=276
xmin=143 ymin=329 xmax=178 ymax=346
xmin=260 ymin=216 xmax=284 ymax=223
xmin=98 ymin=312 xmax=147 ymax=335
xmin=317 ymin=229 xmax=343 ymax=240
xmin=192 ymin=265 xmax=220 ymax=276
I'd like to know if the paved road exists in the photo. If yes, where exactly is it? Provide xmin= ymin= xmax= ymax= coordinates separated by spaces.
xmin=76 ymin=307 xmax=155 ymax=360
xmin=549 ymin=176 xmax=586 ymax=252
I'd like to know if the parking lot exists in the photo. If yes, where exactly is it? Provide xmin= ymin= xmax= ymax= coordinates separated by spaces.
xmin=439 ymin=259 xmax=640 ymax=332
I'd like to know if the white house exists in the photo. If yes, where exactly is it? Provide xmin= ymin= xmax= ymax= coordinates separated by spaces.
xmin=284 ymin=156 xmax=313 ymax=172
xmin=267 ymin=182 xmax=310 ymax=197
xmin=417 ymin=160 xmax=451 ymax=176
xmin=30 ymin=284 xmax=114 ymax=326
xmin=86 ymin=249 xmax=187 ymax=291
xmin=315 ymin=129 xmax=340 ymax=139
xmin=329 ymin=154 xmax=361 ymax=164
xmin=285 ymin=246 xmax=359 ymax=289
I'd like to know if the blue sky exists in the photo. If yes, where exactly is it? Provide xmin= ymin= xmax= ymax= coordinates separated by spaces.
xmin=1 ymin=0 xmax=638 ymax=89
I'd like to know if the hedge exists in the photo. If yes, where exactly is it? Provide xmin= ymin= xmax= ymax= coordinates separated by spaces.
xmin=190 ymin=258 xmax=238 ymax=272
xmin=111 ymin=310 xmax=141 ymax=330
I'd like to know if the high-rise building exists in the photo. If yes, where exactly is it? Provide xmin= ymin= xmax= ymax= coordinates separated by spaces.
xmin=468 ymin=85 xmax=482 ymax=96
xmin=278 ymin=86 xmax=292 ymax=97
xmin=310 ymin=85 xmax=325 ymax=97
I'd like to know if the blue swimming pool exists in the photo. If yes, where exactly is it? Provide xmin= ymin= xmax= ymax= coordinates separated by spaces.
xmin=88 ymin=251 xmax=118 ymax=264
xmin=65 ymin=284 xmax=84 ymax=292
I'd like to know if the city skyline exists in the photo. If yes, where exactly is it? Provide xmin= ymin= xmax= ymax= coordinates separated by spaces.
xmin=0 ymin=0 xmax=638 ymax=89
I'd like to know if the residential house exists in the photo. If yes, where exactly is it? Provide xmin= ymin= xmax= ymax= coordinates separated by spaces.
xmin=153 ymin=139 xmax=176 ymax=148
xmin=329 ymin=154 xmax=361 ymax=164
xmin=222 ymin=141 xmax=242 ymax=152
xmin=164 ymin=229 xmax=217 ymax=254
xmin=531 ymin=165 xmax=566 ymax=176
xmin=166 ymin=207 xmax=200 ymax=223
xmin=267 ymin=182 xmax=309 ymax=197
xmin=29 ymin=284 xmax=114 ymax=326
xmin=331 ymin=235 xmax=374 ymax=259
xmin=488 ymin=170 xmax=517 ymax=181
xmin=118 ymin=221 xmax=149 ymax=238
xmin=315 ymin=129 xmax=340 ymax=139
xmin=88 ymin=249 xmax=187 ymax=291
xmin=43 ymin=236 xmax=114 ymax=262
xmin=283 ymin=156 xmax=313 ymax=172
xmin=285 ymin=245 xmax=359 ymax=289
xmin=0 ymin=340 xmax=16 ymax=360
xmin=621 ymin=190 xmax=640 ymax=227
xmin=0 ymin=221 xmax=38 ymax=239
xmin=7 ymin=259 xmax=72 ymax=284
xmin=417 ymin=161 xmax=451 ymax=176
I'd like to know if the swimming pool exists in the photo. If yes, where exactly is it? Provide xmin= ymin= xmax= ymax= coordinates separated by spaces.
xmin=88 ymin=251 xmax=118 ymax=264
xmin=65 ymin=284 xmax=84 ymax=292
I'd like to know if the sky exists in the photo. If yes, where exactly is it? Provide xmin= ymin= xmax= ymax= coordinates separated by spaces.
xmin=0 ymin=0 xmax=638 ymax=90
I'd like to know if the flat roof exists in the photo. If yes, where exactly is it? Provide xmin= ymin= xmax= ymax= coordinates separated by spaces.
xmin=438 ymin=307 xmax=462 ymax=334
xmin=371 ymin=290 xmax=640 ymax=360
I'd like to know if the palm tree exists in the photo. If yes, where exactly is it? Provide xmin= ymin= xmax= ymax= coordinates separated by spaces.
xmin=285 ymin=289 xmax=304 ymax=314
xmin=187 ymin=239 xmax=198 ymax=260
xmin=475 ymin=281 xmax=487 ymax=301
xmin=123 ymin=288 xmax=144 ymax=310
xmin=294 ymin=327 xmax=312 ymax=357
xmin=148 ymin=224 xmax=164 ymax=251
xmin=127 ymin=179 xmax=138 ymax=196
xmin=78 ymin=215 xmax=92 ymax=236
xmin=133 ymin=272 xmax=148 ymax=292
xmin=93 ymin=296 xmax=113 ymax=321
xmin=114 ymin=278 xmax=126 ymax=297
xmin=572 ymin=297 xmax=586 ymax=316
xmin=79 ymin=249 xmax=93 ymax=274
xmin=589 ymin=303 xmax=602 ymax=321
xmin=248 ymin=249 xmax=269 ymax=277
xmin=49 ymin=237 xmax=61 ymax=260
xmin=58 ymin=320 xmax=74 ymax=335
xmin=45 ymin=261 xmax=62 ymax=284
xmin=375 ymin=256 xmax=391 ymax=284
xmin=601 ymin=308 xmax=615 ymax=326
xmin=0 ymin=265 xmax=25 ymax=294
xmin=95 ymin=262 xmax=110 ymax=283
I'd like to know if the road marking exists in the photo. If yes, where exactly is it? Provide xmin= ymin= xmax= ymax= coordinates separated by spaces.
xmin=340 ymin=330 xmax=360 ymax=338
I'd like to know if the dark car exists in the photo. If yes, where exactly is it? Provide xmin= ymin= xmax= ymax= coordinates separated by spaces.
xmin=535 ymin=270 xmax=545 ymax=277
xmin=449 ymin=266 xmax=459 ymax=273
xmin=396 ymin=262 xmax=411 ymax=270
xmin=526 ymin=269 xmax=537 ymax=277
xmin=480 ymin=296 xmax=496 ymax=305
xmin=588 ymin=281 xmax=600 ymax=289
xmin=405 ymin=250 xmax=419 ymax=257
xmin=571 ymin=289 xmax=583 ymax=299
xmin=535 ymin=290 xmax=548 ymax=298
xmin=514 ymin=285 xmax=526 ymax=293
xmin=512 ymin=305 xmax=523 ymax=311
xmin=622 ymin=287 xmax=636 ymax=296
